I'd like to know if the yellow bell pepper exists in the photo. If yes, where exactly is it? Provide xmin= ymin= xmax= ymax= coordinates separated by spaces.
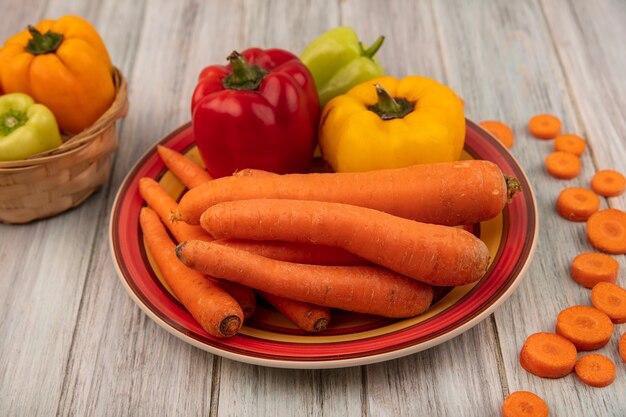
xmin=0 ymin=15 xmax=115 ymax=134
xmin=319 ymin=76 xmax=465 ymax=172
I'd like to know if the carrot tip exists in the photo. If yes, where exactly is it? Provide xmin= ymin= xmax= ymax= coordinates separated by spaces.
xmin=219 ymin=315 xmax=242 ymax=337
xmin=314 ymin=317 xmax=329 ymax=333
xmin=505 ymin=175 xmax=522 ymax=203
xmin=175 ymin=242 xmax=186 ymax=261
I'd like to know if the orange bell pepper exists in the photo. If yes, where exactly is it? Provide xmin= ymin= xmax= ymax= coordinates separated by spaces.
xmin=0 ymin=15 xmax=115 ymax=134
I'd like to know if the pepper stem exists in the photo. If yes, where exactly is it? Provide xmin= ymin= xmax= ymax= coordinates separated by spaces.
xmin=0 ymin=109 xmax=29 ymax=136
xmin=222 ymin=51 xmax=267 ymax=91
xmin=25 ymin=25 xmax=64 ymax=55
xmin=361 ymin=35 xmax=385 ymax=58
xmin=367 ymin=84 xmax=414 ymax=120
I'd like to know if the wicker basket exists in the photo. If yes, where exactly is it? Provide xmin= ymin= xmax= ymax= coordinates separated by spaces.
xmin=0 ymin=67 xmax=128 ymax=224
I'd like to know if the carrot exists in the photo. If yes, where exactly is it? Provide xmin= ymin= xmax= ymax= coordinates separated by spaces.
xmin=216 ymin=280 xmax=256 ymax=319
xmin=501 ymin=391 xmax=548 ymax=417
xmin=233 ymin=168 xmax=276 ymax=177
xmin=528 ymin=114 xmax=561 ymax=139
xmin=586 ymin=208 xmax=626 ymax=254
xmin=175 ymin=160 xmax=521 ymax=226
xmin=574 ymin=354 xmax=616 ymax=388
xmin=479 ymin=120 xmax=514 ymax=148
xmin=214 ymin=239 xmax=368 ymax=266
xmin=139 ymin=207 xmax=243 ymax=337
xmin=569 ymin=252 xmax=619 ymax=288
xmin=259 ymin=291 xmax=330 ymax=333
xmin=591 ymin=282 xmax=626 ymax=324
xmin=139 ymin=177 xmax=212 ymax=243
xmin=555 ymin=187 xmax=600 ymax=221
xmin=200 ymin=199 xmax=490 ymax=287
xmin=519 ymin=332 xmax=577 ymax=378
xmin=554 ymin=134 xmax=586 ymax=156
xmin=555 ymin=305 xmax=614 ymax=351
xmin=545 ymin=151 xmax=581 ymax=179
xmin=176 ymin=240 xmax=433 ymax=318
xmin=590 ymin=169 xmax=626 ymax=197
xmin=620 ymin=332 xmax=626 ymax=363
xmin=157 ymin=145 xmax=212 ymax=189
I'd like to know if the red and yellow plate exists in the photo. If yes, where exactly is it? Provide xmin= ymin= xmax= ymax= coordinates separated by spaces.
xmin=109 ymin=120 xmax=538 ymax=369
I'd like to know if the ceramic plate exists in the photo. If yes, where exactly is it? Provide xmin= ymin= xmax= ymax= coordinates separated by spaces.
xmin=109 ymin=120 xmax=537 ymax=369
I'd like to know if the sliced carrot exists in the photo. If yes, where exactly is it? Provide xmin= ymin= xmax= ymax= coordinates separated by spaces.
xmin=479 ymin=120 xmax=514 ymax=148
xmin=591 ymin=282 xmax=626 ymax=324
xmin=556 ymin=187 xmax=600 ymax=221
xmin=501 ymin=391 xmax=548 ymax=417
xmin=620 ymin=332 xmax=626 ymax=363
xmin=555 ymin=305 xmax=614 ymax=351
xmin=554 ymin=134 xmax=586 ymax=156
xmin=590 ymin=170 xmax=626 ymax=197
xmin=259 ymin=292 xmax=330 ymax=333
xmin=519 ymin=332 xmax=577 ymax=378
xmin=157 ymin=145 xmax=212 ymax=189
xmin=586 ymin=208 xmax=626 ymax=254
xmin=528 ymin=114 xmax=561 ymax=139
xmin=570 ymin=252 xmax=619 ymax=288
xmin=574 ymin=354 xmax=616 ymax=388
xmin=545 ymin=151 xmax=581 ymax=179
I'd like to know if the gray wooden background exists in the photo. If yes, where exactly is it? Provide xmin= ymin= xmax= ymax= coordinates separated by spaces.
xmin=1 ymin=0 xmax=625 ymax=416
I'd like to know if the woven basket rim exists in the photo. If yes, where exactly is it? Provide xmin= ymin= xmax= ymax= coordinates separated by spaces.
xmin=0 ymin=67 xmax=128 ymax=170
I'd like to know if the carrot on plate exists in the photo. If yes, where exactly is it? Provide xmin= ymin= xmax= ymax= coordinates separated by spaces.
xmin=545 ymin=151 xmax=581 ymax=179
xmin=479 ymin=120 xmax=514 ymax=148
xmin=555 ymin=305 xmax=614 ymax=351
xmin=574 ymin=354 xmax=616 ymax=388
xmin=586 ymin=208 xmax=626 ymax=254
xmin=590 ymin=169 xmax=626 ymax=197
xmin=139 ymin=207 xmax=243 ymax=338
xmin=591 ymin=282 xmax=626 ymax=323
xmin=176 ymin=240 xmax=433 ymax=318
xmin=175 ymin=160 xmax=521 ymax=226
xmin=620 ymin=332 xmax=626 ymax=363
xmin=519 ymin=332 xmax=577 ymax=378
xmin=259 ymin=291 xmax=330 ymax=333
xmin=570 ymin=252 xmax=619 ymax=288
xmin=501 ymin=391 xmax=548 ymax=417
xmin=528 ymin=114 xmax=561 ymax=139
xmin=157 ymin=145 xmax=212 ymax=189
xmin=556 ymin=187 xmax=600 ymax=221
xmin=217 ymin=280 xmax=257 ymax=319
xmin=200 ymin=199 xmax=490 ymax=287
xmin=554 ymin=134 xmax=586 ymax=156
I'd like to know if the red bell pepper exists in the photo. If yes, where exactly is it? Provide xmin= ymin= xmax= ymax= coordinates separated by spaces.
xmin=191 ymin=48 xmax=320 ymax=178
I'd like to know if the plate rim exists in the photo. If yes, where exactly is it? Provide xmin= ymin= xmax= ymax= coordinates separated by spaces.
xmin=108 ymin=119 xmax=538 ymax=369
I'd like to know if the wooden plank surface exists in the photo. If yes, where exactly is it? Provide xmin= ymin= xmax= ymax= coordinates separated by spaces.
xmin=0 ymin=0 xmax=624 ymax=416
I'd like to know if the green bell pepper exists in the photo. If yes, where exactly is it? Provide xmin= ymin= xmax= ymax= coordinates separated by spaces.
xmin=0 ymin=93 xmax=62 ymax=161
xmin=300 ymin=26 xmax=385 ymax=107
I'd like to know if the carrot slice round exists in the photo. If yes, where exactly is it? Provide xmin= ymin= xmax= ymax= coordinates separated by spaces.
xmin=586 ymin=208 xmax=626 ymax=254
xmin=545 ymin=152 xmax=581 ymax=179
xmin=556 ymin=305 xmax=614 ymax=351
xmin=574 ymin=354 xmax=616 ymax=388
xmin=620 ymin=332 xmax=626 ymax=363
xmin=556 ymin=187 xmax=600 ymax=221
xmin=501 ymin=391 xmax=549 ymax=417
xmin=591 ymin=282 xmax=626 ymax=323
xmin=480 ymin=120 xmax=514 ymax=148
xmin=554 ymin=134 xmax=586 ymax=156
xmin=529 ymin=114 xmax=562 ymax=139
xmin=519 ymin=332 xmax=577 ymax=378
xmin=590 ymin=170 xmax=626 ymax=197
xmin=570 ymin=252 xmax=619 ymax=288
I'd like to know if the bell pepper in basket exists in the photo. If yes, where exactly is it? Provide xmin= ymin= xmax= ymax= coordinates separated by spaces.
xmin=0 ymin=15 xmax=115 ymax=134
xmin=191 ymin=48 xmax=320 ymax=178
xmin=0 ymin=93 xmax=62 ymax=161
xmin=319 ymin=76 xmax=465 ymax=172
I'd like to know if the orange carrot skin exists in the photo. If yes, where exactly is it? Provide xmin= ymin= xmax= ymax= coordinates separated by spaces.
xmin=215 ymin=280 xmax=256 ymax=319
xmin=200 ymin=199 xmax=490 ymax=287
xmin=259 ymin=291 xmax=330 ymax=332
xmin=139 ymin=208 xmax=243 ymax=337
xmin=519 ymin=332 xmax=577 ymax=378
xmin=619 ymin=333 xmax=626 ymax=363
xmin=178 ymin=160 xmax=510 ymax=226
xmin=139 ymin=177 xmax=212 ymax=243
xmin=214 ymin=239 xmax=369 ymax=266
xmin=501 ymin=391 xmax=548 ymax=417
xmin=176 ymin=240 xmax=433 ymax=318
xmin=157 ymin=145 xmax=212 ymax=188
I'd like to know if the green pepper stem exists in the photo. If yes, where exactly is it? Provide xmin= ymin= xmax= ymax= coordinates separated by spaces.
xmin=25 ymin=25 xmax=64 ymax=55
xmin=367 ymin=84 xmax=414 ymax=120
xmin=362 ymin=35 xmax=385 ymax=59
xmin=0 ymin=109 xmax=29 ymax=136
xmin=222 ymin=51 xmax=267 ymax=91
